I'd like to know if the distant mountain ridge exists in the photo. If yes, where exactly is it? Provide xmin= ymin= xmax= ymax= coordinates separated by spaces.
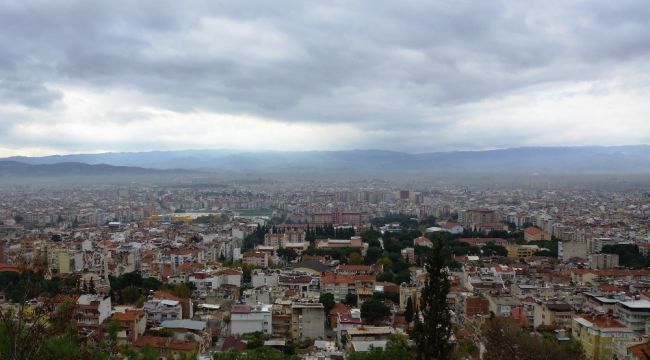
xmin=3 ymin=145 xmax=650 ymax=173
xmin=0 ymin=161 xmax=184 ymax=178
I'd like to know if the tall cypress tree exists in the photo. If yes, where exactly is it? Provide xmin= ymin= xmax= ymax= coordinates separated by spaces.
xmin=405 ymin=297 xmax=414 ymax=323
xmin=413 ymin=238 xmax=452 ymax=360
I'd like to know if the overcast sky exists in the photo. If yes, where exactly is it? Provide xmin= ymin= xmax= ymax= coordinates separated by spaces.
xmin=1 ymin=0 xmax=649 ymax=156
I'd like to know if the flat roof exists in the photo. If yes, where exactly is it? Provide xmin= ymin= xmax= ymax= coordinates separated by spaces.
xmin=160 ymin=319 xmax=206 ymax=331
xmin=347 ymin=327 xmax=394 ymax=336
xmin=198 ymin=304 xmax=221 ymax=310
xmin=351 ymin=340 xmax=388 ymax=352
xmin=619 ymin=300 xmax=650 ymax=310
xmin=264 ymin=340 xmax=286 ymax=346
xmin=160 ymin=299 xmax=179 ymax=306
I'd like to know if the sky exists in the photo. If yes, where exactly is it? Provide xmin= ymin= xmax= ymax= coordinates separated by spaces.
xmin=1 ymin=1 xmax=650 ymax=156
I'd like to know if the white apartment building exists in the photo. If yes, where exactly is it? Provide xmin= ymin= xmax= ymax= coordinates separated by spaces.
xmin=143 ymin=299 xmax=183 ymax=326
xmin=616 ymin=300 xmax=650 ymax=334
xmin=230 ymin=303 xmax=273 ymax=336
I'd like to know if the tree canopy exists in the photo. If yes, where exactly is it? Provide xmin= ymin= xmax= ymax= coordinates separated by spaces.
xmin=319 ymin=293 xmax=335 ymax=315
xmin=412 ymin=238 xmax=453 ymax=360
xmin=361 ymin=299 xmax=391 ymax=325
xmin=482 ymin=316 xmax=585 ymax=360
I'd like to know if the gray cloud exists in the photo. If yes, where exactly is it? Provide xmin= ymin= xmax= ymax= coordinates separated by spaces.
xmin=0 ymin=0 xmax=649 ymax=153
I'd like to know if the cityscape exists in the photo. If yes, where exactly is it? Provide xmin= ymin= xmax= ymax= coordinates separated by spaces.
xmin=1 ymin=176 xmax=650 ymax=359
xmin=1 ymin=1 xmax=650 ymax=360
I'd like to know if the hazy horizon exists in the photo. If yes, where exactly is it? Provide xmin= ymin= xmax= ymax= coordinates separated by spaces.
xmin=1 ymin=143 xmax=650 ymax=159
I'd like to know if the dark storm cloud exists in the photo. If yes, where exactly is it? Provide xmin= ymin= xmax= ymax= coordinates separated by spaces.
xmin=0 ymin=0 xmax=649 ymax=149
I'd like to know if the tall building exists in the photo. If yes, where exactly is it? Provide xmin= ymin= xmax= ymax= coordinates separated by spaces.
xmin=76 ymin=294 xmax=112 ymax=337
xmin=589 ymin=254 xmax=619 ymax=269
xmin=462 ymin=209 xmax=497 ymax=228
xmin=291 ymin=301 xmax=325 ymax=341
xmin=572 ymin=315 xmax=635 ymax=360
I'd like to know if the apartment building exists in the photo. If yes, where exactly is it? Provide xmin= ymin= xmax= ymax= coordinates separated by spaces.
xmin=230 ymin=303 xmax=273 ymax=336
xmin=291 ymin=301 xmax=325 ymax=341
xmin=76 ymin=294 xmax=112 ymax=337
xmin=589 ymin=254 xmax=620 ymax=269
xmin=242 ymin=251 xmax=269 ymax=268
xmin=616 ymin=300 xmax=650 ymax=334
xmin=109 ymin=310 xmax=147 ymax=345
xmin=506 ymin=244 xmax=539 ymax=258
xmin=533 ymin=302 xmax=573 ymax=329
xmin=143 ymin=298 xmax=183 ymax=326
xmin=462 ymin=209 xmax=497 ymax=228
xmin=573 ymin=315 xmax=635 ymax=360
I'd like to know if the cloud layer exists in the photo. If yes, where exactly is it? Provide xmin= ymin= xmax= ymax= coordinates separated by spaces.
xmin=1 ymin=0 xmax=649 ymax=155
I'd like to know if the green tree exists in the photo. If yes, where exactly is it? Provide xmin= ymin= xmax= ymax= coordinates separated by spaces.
xmin=347 ymin=335 xmax=413 ymax=360
xmin=482 ymin=316 xmax=585 ymax=360
xmin=364 ymin=247 xmax=383 ymax=265
xmin=348 ymin=252 xmax=363 ymax=265
xmin=241 ymin=331 xmax=264 ymax=349
xmin=319 ymin=293 xmax=336 ymax=315
xmin=277 ymin=248 xmax=298 ymax=263
xmin=394 ymin=270 xmax=412 ymax=285
xmin=171 ymin=283 xmax=192 ymax=298
xmin=142 ymin=277 xmax=163 ymax=291
xmin=405 ymin=297 xmax=414 ymax=323
xmin=361 ymin=299 xmax=390 ymax=325
xmin=482 ymin=242 xmax=508 ymax=257
xmin=121 ymin=285 xmax=140 ymax=304
xmin=377 ymin=271 xmax=394 ymax=283
xmin=344 ymin=293 xmax=358 ymax=307
xmin=377 ymin=256 xmax=393 ymax=271
xmin=214 ymin=346 xmax=299 ymax=360
xmin=601 ymin=244 xmax=647 ymax=268
xmin=412 ymin=238 xmax=452 ymax=360
xmin=0 ymin=297 xmax=101 ymax=360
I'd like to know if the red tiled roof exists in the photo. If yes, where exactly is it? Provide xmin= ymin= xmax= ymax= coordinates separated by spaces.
xmin=628 ymin=342 xmax=650 ymax=358
xmin=329 ymin=302 xmax=351 ymax=316
xmin=177 ymin=262 xmax=203 ymax=273
xmin=577 ymin=314 xmax=626 ymax=329
xmin=111 ymin=310 xmax=145 ymax=322
xmin=231 ymin=304 xmax=252 ymax=314
xmin=154 ymin=291 xmax=190 ymax=303
xmin=321 ymin=274 xmax=375 ymax=285
xmin=134 ymin=336 xmax=198 ymax=352
xmin=278 ymin=275 xmax=312 ymax=284
xmin=222 ymin=336 xmax=247 ymax=352
xmin=135 ymin=336 xmax=168 ymax=348
xmin=339 ymin=312 xmax=363 ymax=324
xmin=524 ymin=227 xmax=543 ymax=235
xmin=168 ymin=341 xmax=198 ymax=351
xmin=336 ymin=265 xmax=372 ymax=271
xmin=216 ymin=268 xmax=243 ymax=276
xmin=0 ymin=264 xmax=26 ymax=273
xmin=599 ymin=284 xmax=627 ymax=293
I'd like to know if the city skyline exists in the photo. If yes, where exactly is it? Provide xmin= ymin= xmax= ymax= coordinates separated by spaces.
xmin=1 ymin=1 xmax=649 ymax=156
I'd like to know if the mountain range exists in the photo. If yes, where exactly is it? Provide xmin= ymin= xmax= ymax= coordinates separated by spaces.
xmin=2 ymin=145 xmax=650 ymax=174
xmin=0 ymin=161 xmax=187 ymax=179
